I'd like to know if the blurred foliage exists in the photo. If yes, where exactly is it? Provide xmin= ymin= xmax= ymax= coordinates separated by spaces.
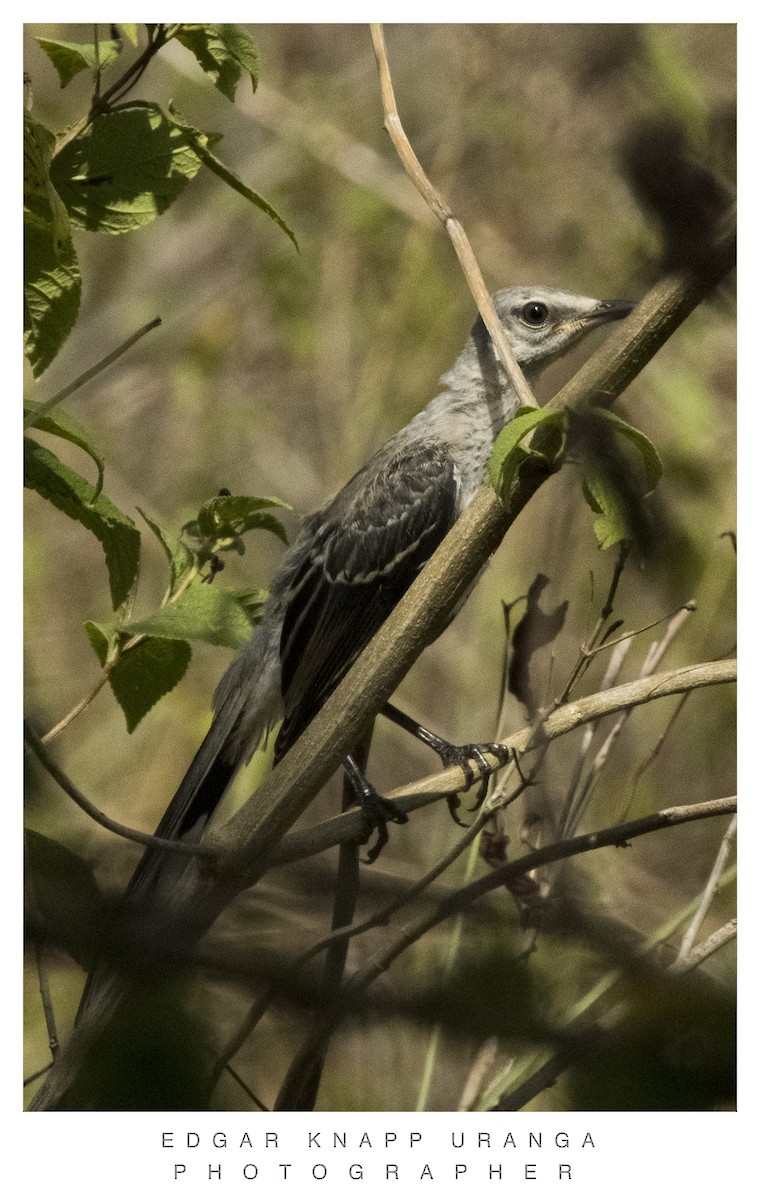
xmin=23 ymin=23 xmax=735 ymax=1112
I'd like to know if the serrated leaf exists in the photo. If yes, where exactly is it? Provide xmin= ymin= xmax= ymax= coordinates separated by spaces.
xmin=24 ymin=439 xmax=140 ymax=608
xmin=138 ymin=508 xmax=195 ymax=594
xmin=37 ymin=37 xmax=123 ymax=88
xmin=107 ymin=637 xmax=192 ymax=732
xmin=51 ymin=103 xmax=205 ymax=236
xmin=24 ymin=401 xmax=104 ymax=500
xmin=175 ymin=24 xmax=259 ymax=101
xmin=489 ymin=406 xmax=567 ymax=506
xmin=24 ymin=113 xmax=72 ymax=252
xmin=196 ymin=493 xmax=290 ymax=545
xmin=24 ymin=206 xmax=81 ymax=376
xmin=24 ymin=828 xmax=108 ymax=969
xmin=121 ymin=582 xmax=253 ymax=648
xmin=24 ymin=114 xmax=80 ymax=375
xmin=169 ymin=104 xmax=298 ymax=251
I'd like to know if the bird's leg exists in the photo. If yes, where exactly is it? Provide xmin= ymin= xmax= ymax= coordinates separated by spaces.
xmin=342 ymin=754 xmax=408 ymax=864
xmin=381 ymin=702 xmax=509 ymax=822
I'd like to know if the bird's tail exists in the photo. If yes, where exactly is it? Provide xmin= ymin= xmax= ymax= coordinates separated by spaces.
xmin=75 ymin=694 xmax=246 ymax=1026
xmin=125 ymin=692 xmax=245 ymax=902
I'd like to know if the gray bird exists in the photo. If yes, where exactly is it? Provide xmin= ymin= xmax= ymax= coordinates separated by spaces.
xmin=131 ymin=285 xmax=632 ymax=889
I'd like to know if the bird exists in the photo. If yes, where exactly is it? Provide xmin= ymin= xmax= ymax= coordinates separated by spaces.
xmin=129 ymin=285 xmax=633 ymax=893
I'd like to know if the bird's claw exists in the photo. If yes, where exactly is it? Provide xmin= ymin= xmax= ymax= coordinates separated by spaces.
xmin=440 ymin=741 xmax=510 ymax=823
xmin=356 ymin=788 xmax=408 ymax=864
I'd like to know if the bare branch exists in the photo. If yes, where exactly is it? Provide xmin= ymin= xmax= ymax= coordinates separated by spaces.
xmin=24 ymin=317 xmax=161 ymax=429
xmin=669 ymin=917 xmax=737 ymax=975
xmin=34 ymin=944 xmax=59 ymax=1060
xmin=263 ymin=659 xmax=735 ymax=870
xmin=24 ymin=722 xmax=215 ymax=860
xmin=674 ymin=815 xmax=737 ymax=967
xmin=370 ymin=23 xmax=538 ymax=409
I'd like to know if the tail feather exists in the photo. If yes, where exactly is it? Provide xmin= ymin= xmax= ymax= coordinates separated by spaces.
xmin=125 ymin=694 xmax=244 ymax=902
xmin=75 ymin=699 xmax=245 ymax=1026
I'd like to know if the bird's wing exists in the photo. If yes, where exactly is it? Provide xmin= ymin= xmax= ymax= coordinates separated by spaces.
xmin=274 ymin=440 xmax=460 ymax=759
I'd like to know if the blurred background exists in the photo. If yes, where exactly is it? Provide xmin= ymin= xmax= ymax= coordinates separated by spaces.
xmin=24 ymin=24 xmax=735 ymax=1110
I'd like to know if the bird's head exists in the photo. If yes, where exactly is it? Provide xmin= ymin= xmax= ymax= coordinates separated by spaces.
xmin=487 ymin=285 xmax=634 ymax=371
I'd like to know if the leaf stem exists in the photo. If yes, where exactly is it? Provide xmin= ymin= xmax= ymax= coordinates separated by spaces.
xmin=24 ymin=317 xmax=161 ymax=429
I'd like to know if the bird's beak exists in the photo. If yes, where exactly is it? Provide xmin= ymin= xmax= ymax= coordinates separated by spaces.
xmin=590 ymin=299 xmax=635 ymax=325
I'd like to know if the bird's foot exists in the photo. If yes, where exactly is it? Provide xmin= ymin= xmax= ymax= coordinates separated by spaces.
xmin=437 ymin=740 xmax=510 ymax=823
xmin=357 ymin=787 xmax=409 ymax=864
xmin=343 ymin=754 xmax=408 ymax=863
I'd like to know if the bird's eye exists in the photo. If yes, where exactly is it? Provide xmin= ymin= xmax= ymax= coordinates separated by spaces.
xmin=520 ymin=301 xmax=549 ymax=327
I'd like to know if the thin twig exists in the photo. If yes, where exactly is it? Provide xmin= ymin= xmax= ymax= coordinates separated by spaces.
xmin=370 ymin=24 xmax=538 ymax=409
xmin=674 ymin=815 xmax=737 ymax=966
xmin=557 ymin=636 xmax=633 ymax=841
xmin=91 ymin=24 xmax=169 ymax=115
xmin=24 ymin=722 xmax=215 ymax=859
xmin=558 ymin=543 xmax=631 ymax=705
xmin=669 ymin=917 xmax=737 ymax=975
xmin=621 ymin=692 xmax=689 ymax=821
xmin=559 ymin=603 xmax=695 ymax=839
xmin=24 ymin=1062 xmax=53 ymax=1088
xmin=222 ymin=1062 xmax=270 ymax=1111
xmin=34 ymin=943 xmax=59 ymax=1060
xmin=40 ymin=675 xmax=112 ymax=745
xmin=24 ymin=317 xmax=161 ymax=429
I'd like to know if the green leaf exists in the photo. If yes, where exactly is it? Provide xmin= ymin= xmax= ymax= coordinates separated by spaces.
xmin=169 ymin=104 xmax=298 ymax=251
xmin=25 ymin=829 xmax=108 ymax=969
xmin=582 ymin=468 xmax=629 ymax=549
xmin=579 ymin=411 xmax=663 ymax=551
xmin=228 ymin=587 xmax=268 ymax=625
xmin=107 ymin=637 xmax=192 ymax=732
xmin=175 ymin=24 xmax=259 ymax=101
xmin=24 ymin=206 xmax=81 ymax=376
xmin=597 ymin=409 xmax=664 ymax=491
xmin=24 ymin=113 xmax=72 ymax=251
xmin=24 ymin=401 xmax=105 ymax=500
xmin=84 ymin=620 xmax=113 ymax=667
xmin=138 ymin=508 xmax=195 ymax=594
xmin=119 ymin=25 xmax=138 ymax=46
xmin=24 ymin=439 xmax=140 ymax=609
xmin=488 ymin=406 xmax=568 ymax=506
xmin=196 ymin=494 xmax=290 ymax=546
xmin=37 ymin=37 xmax=123 ymax=88
xmin=121 ymin=581 xmax=253 ymax=648
xmin=24 ymin=114 xmax=80 ymax=375
xmin=51 ymin=104 xmax=206 ymax=235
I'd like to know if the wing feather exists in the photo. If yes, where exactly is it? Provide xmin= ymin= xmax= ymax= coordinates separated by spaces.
xmin=274 ymin=441 xmax=459 ymax=759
